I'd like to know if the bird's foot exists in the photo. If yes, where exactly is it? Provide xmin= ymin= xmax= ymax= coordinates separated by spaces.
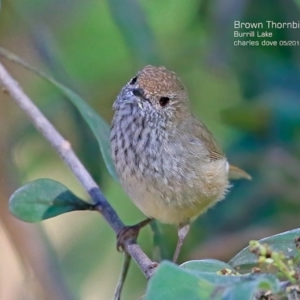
xmin=117 ymin=218 xmax=153 ymax=251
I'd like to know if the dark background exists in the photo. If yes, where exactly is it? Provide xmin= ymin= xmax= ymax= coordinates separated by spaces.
xmin=0 ymin=0 xmax=300 ymax=299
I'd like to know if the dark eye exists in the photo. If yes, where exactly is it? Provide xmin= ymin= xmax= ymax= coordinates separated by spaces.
xmin=159 ymin=96 xmax=170 ymax=107
xmin=130 ymin=76 xmax=137 ymax=85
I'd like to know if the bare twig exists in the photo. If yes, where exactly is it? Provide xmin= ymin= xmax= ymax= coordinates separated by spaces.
xmin=0 ymin=61 xmax=156 ymax=279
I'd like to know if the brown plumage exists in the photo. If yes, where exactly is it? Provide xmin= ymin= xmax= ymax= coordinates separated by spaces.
xmin=111 ymin=65 xmax=250 ymax=261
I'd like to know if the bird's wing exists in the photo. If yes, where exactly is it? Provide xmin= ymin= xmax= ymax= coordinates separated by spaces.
xmin=189 ymin=117 xmax=251 ymax=179
xmin=190 ymin=116 xmax=224 ymax=161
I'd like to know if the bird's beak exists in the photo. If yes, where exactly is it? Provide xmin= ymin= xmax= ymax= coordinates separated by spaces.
xmin=132 ymin=88 xmax=151 ymax=107
xmin=132 ymin=88 xmax=146 ymax=99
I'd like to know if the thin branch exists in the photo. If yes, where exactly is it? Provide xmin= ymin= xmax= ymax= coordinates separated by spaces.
xmin=114 ymin=253 xmax=132 ymax=300
xmin=0 ymin=61 xmax=156 ymax=279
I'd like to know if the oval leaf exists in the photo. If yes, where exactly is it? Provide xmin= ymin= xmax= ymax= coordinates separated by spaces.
xmin=9 ymin=179 xmax=92 ymax=222
xmin=180 ymin=259 xmax=234 ymax=273
xmin=145 ymin=261 xmax=222 ymax=300
xmin=146 ymin=261 xmax=280 ymax=300
xmin=0 ymin=47 xmax=119 ymax=181
xmin=229 ymin=228 xmax=300 ymax=269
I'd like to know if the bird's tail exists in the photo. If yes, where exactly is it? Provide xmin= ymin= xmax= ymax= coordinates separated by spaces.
xmin=228 ymin=164 xmax=252 ymax=180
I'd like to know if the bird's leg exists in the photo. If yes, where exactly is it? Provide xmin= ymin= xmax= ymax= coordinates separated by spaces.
xmin=172 ymin=223 xmax=190 ymax=263
xmin=115 ymin=218 xmax=155 ymax=300
xmin=117 ymin=218 xmax=153 ymax=251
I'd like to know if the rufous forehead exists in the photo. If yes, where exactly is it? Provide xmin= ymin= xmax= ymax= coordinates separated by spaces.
xmin=136 ymin=65 xmax=184 ymax=95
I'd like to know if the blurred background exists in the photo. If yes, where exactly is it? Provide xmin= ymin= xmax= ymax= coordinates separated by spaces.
xmin=1 ymin=0 xmax=300 ymax=299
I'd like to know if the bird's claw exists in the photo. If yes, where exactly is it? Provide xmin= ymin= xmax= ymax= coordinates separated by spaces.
xmin=116 ymin=218 xmax=152 ymax=251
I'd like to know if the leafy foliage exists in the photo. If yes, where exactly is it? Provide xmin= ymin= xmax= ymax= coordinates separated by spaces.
xmin=9 ymin=179 xmax=92 ymax=222
xmin=107 ymin=0 xmax=159 ymax=63
xmin=0 ymin=47 xmax=119 ymax=182
xmin=2 ymin=0 xmax=300 ymax=298
xmin=229 ymin=228 xmax=300 ymax=271
xmin=180 ymin=259 xmax=234 ymax=272
xmin=3 ymin=47 xmax=300 ymax=298
xmin=145 ymin=261 xmax=280 ymax=300
xmin=145 ymin=229 xmax=300 ymax=299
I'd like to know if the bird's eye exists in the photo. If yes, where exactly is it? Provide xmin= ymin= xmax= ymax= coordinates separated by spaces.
xmin=159 ymin=96 xmax=170 ymax=107
xmin=130 ymin=76 xmax=137 ymax=85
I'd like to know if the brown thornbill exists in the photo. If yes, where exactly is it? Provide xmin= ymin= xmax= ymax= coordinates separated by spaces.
xmin=110 ymin=65 xmax=250 ymax=262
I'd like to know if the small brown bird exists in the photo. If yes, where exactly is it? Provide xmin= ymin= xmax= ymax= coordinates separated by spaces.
xmin=110 ymin=65 xmax=250 ymax=262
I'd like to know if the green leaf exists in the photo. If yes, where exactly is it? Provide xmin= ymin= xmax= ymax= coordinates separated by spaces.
xmin=0 ymin=47 xmax=119 ymax=181
xmin=150 ymin=221 xmax=170 ymax=260
xmin=48 ymin=79 xmax=119 ymax=181
xmin=108 ymin=0 xmax=159 ymax=63
xmin=223 ymin=274 xmax=280 ymax=300
xmin=146 ymin=261 xmax=280 ymax=300
xmin=145 ymin=261 xmax=222 ymax=300
xmin=9 ymin=179 xmax=92 ymax=222
xmin=180 ymin=259 xmax=234 ymax=273
xmin=180 ymin=270 xmax=260 ymax=287
xmin=229 ymin=228 xmax=300 ymax=269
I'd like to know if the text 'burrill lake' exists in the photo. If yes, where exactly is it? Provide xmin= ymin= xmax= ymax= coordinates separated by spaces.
xmin=233 ymin=21 xmax=300 ymax=46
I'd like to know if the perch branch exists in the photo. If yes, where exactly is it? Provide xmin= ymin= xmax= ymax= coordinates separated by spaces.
xmin=0 ymin=61 xmax=156 ymax=279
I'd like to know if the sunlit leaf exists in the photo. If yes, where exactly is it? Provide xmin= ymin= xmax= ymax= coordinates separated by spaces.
xmin=0 ymin=47 xmax=119 ymax=181
xmin=9 ymin=179 xmax=92 ymax=222
xmin=229 ymin=228 xmax=300 ymax=269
